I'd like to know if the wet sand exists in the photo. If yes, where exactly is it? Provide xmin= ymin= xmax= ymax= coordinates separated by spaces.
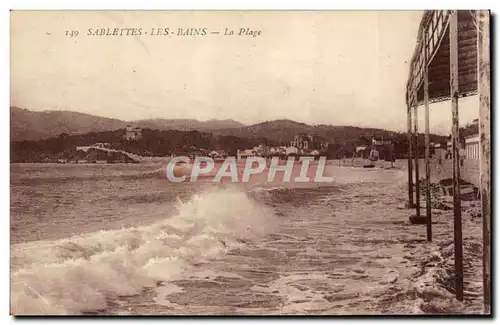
xmin=121 ymin=171 xmax=485 ymax=315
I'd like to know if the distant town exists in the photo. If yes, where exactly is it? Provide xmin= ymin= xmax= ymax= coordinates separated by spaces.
xmin=10 ymin=120 xmax=481 ymax=165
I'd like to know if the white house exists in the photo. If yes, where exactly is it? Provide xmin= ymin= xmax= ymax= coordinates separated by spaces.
xmin=465 ymin=134 xmax=480 ymax=160
xmin=356 ymin=145 xmax=368 ymax=153
xmin=285 ymin=146 xmax=299 ymax=155
xmin=93 ymin=143 xmax=110 ymax=148
xmin=253 ymin=144 xmax=267 ymax=156
xmin=372 ymin=138 xmax=392 ymax=146
xmin=290 ymin=133 xmax=328 ymax=150
xmin=76 ymin=146 xmax=91 ymax=152
xmin=237 ymin=149 xmax=257 ymax=160
xmin=124 ymin=125 xmax=142 ymax=141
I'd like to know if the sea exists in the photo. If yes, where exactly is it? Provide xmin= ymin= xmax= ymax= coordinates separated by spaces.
xmin=10 ymin=161 xmax=442 ymax=315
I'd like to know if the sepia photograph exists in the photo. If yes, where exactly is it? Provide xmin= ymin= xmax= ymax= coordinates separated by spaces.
xmin=9 ymin=9 xmax=491 ymax=316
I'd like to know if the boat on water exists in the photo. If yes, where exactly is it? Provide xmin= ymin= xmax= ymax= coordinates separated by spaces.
xmin=362 ymin=148 xmax=379 ymax=168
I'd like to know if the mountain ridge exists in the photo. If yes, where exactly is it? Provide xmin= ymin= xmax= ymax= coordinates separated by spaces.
xmin=10 ymin=107 xmax=246 ymax=141
xmin=10 ymin=107 xmax=444 ymax=147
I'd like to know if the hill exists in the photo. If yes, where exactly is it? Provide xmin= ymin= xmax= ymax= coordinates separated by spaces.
xmin=132 ymin=118 xmax=245 ymax=132
xmin=10 ymin=107 xmax=125 ymax=141
xmin=216 ymin=119 xmax=406 ymax=145
xmin=213 ymin=119 xmax=447 ymax=159
xmin=10 ymin=107 xmax=448 ymax=161
xmin=10 ymin=128 xmax=273 ymax=163
xmin=10 ymin=107 xmax=246 ymax=141
xmin=215 ymin=119 xmax=312 ymax=144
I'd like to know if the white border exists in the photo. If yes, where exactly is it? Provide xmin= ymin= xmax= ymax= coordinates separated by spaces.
xmin=2 ymin=1 xmax=499 ymax=324
xmin=5 ymin=0 xmax=500 ymax=10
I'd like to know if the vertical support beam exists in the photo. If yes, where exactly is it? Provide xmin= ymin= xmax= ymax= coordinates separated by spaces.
xmin=477 ymin=9 xmax=491 ymax=315
xmin=413 ymin=97 xmax=420 ymax=217
xmin=449 ymin=10 xmax=464 ymax=301
xmin=423 ymin=31 xmax=432 ymax=242
xmin=407 ymin=103 xmax=414 ymax=207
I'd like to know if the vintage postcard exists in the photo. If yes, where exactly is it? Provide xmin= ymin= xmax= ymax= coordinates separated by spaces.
xmin=10 ymin=10 xmax=491 ymax=316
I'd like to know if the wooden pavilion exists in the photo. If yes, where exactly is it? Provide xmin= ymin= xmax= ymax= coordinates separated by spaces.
xmin=405 ymin=10 xmax=490 ymax=313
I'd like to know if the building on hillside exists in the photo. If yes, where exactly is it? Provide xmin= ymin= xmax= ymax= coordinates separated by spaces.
xmin=370 ymin=137 xmax=395 ymax=161
xmin=371 ymin=137 xmax=392 ymax=146
xmin=208 ymin=150 xmax=227 ymax=159
xmin=355 ymin=145 xmax=368 ymax=158
xmin=269 ymin=146 xmax=287 ymax=155
xmin=253 ymin=144 xmax=267 ymax=156
xmin=237 ymin=149 xmax=257 ymax=160
xmin=285 ymin=146 xmax=299 ymax=155
xmin=290 ymin=133 xmax=328 ymax=150
xmin=124 ymin=125 xmax=142 ymax=141
xmin=76 ymin=146 xmax=90 ymax=152
xmin=93 ymin=143 xmax=111 ymax=148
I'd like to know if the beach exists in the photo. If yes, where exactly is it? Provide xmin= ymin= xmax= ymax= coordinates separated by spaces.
xmin=10 ymin=162 xmax=484 ymax=315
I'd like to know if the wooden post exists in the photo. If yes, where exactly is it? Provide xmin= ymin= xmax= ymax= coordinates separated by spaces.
xmin=449 ymin=11 xmax=463 ymax=301
xmin=477 ymin=10 xmax=491 ymax=315
xmin=390 ymin=144 xmax=394 ymax=168
xmin=413 ymin=98 xmax=420 ymax=218
xmin=423 ymin=31 xmax=432 ymax=241
xmin=407 ymin=103 xmax=414 ymax=207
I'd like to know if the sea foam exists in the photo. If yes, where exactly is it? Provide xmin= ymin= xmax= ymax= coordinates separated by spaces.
xmin=11 ymin=187 xmax=275 ymax=315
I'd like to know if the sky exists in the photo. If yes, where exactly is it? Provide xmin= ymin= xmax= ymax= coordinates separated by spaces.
xmin=10 ymin=11 xmax=479 ymax=134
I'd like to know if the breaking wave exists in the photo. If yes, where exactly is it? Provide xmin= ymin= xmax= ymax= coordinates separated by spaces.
xmin=11 ymin=188 xmax=276 ymax=315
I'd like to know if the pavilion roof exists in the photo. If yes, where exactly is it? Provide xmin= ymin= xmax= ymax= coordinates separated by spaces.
xmin=406 ymin=10 xmax=479 ymax=106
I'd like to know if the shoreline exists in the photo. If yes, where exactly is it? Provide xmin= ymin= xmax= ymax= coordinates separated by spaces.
xmin=10 ymin=164 xmax=485 ymax=315
xmin=395 ymin=181 xmax=484 ymax=314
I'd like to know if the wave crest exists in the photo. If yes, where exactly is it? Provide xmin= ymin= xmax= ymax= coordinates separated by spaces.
xmin=11 ymin=188 xmax=275 ymax=315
